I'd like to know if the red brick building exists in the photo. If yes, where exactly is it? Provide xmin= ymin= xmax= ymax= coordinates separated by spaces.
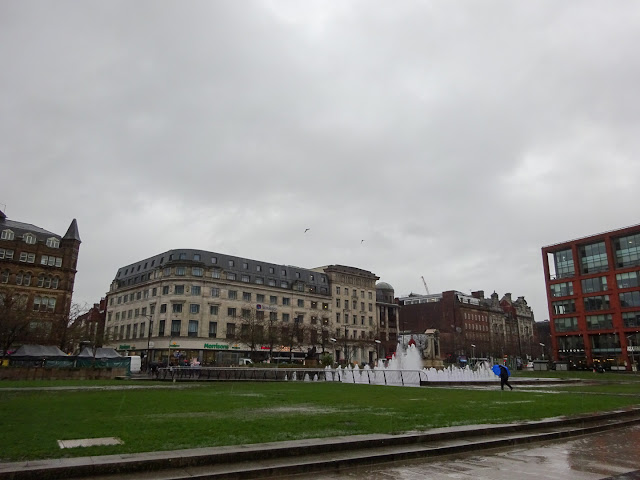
xmin=542 ymin=225 xmax=640 ymax=370
xmin=397 ymin=290 xmax=536 ymax=365
xmin=0 ymin=210 xmax=80 ymax=351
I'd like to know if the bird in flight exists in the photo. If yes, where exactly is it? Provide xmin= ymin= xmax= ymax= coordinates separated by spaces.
xmin=304 ymin=228 xmax=310 ymax=233
xmin=361 ymin=239 xmax=365 ymax=244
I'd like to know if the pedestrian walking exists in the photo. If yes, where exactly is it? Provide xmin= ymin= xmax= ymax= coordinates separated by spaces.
xmin=499 ymin=364 xmax=513 ymax=390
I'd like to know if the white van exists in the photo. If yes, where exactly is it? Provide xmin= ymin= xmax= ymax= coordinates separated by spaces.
xmin=129 ymin=355 xmax=141 ymax=374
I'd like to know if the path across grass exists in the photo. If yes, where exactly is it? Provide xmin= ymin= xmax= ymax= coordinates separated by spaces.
xmin=1 ymin=375 xmax=638 ymax=462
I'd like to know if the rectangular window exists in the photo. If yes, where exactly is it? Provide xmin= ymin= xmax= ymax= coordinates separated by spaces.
xmin=586 ymin=314 xmax=613 ymax=330
xmin=193 ymin=254 xmax=201 ymax=261
xmin=226 ymin=272 xmax=236 ymax=281
xmin=622 ymin=311 xmax=640 ymax=328
xmin=620 ymin=291 xmax=640 ymax=308
xmin=174 ymin=285 xmax=185 ymax=294
xmin=282 ymin=297 xmax=290 ymax=306
xmin=581 ymin=277 xmax=607 ymax=294
xmin=209 ymin=321 xmax=217 ymax=338
xmin=242 ymin=308 xmax=251 ymax=319
xmin=614 ymin=233 xmax=640 ymax=268
xmin=583 ymin=295 xmax=610 ymax=311
xmin=268 ymin=279 xmax=276 ymax=286
xmin=553 ymin=249 xmax=575 ymax=279
xmin=191 ymin=285 xmax=201 ymax=295
xmin=162 ymin=285 xmax=169 ymax=295
xmin=336 ymin=286 xmax=341 ymax=295
xmin=176 ymin=266 xmax=186 ymax=276
xmin=159 ymin=320 xmax=165 ymax=336
xmin=550 ymin=282 xmax=574 ymax=297
xmin=257 ymin=294 xmax=265 ymax=303
xmin=192 ymin=267 xmax=203 ymax=277
xmin=579 ymin=241 xmax=609 ymax=274
xmin=209 ymin=305 xmax=219 ymax=315
xmin=228 ymin=260 xmax=235 ymax=267
xmin=227 ymin=307 xmax=236 ymax=317
xmin=297 ymin=299 xmax=304 ymax=308
xmin=270 ymin=312 xmax=277 ymax=321
xmin=133 ymin=324 xmax=138 ymax=338
xmin=552 ymin=299 xmax=576 ymax=315
xmin=212 ymin=269 xmax=221 ymax=279
xmin=243 ymin=292 xmax=251 ymax=302
xmin=270 ymin=295 xmax=277 ymax=304
xmin=228 ymin=290 xmax=237 ymax=300
xmin=616 ymin=271 xmax=640 ymax=289
xmin=311 ymin=301 xmax=317 ymax=309
xmin=172 ymin=303 xmax=183 ymax=313
xmin=211 ymin=287 xmax=220 ymax=297
xmin=188 ymin=320 xmax=198 ymax=337
xmin=171 ymin=320 xmax=181 ymax=336
xmin=336 ymin=299 xmax=341 ymax=308
xmin=160 ymin=303 xmax=167 ymax=313
xmin=282 ymin=313 xmax=289 ymax=322
xmin=226 ymin=323 xmax=235 ymax=338
xmin=241 ymin=274 xmax=250 ymax=283
xmin=336 ymin=313 xmax=341 ymax=323
xmin=255 ymin=277 xmax=264 ymax=285
xmin=554 ymin=316 xmax=578 ymax=332
xmin=190 ymin=304 xmax=200 ymax=314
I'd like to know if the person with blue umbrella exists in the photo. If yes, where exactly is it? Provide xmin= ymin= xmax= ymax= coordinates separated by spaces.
xmin=492 ymin=364 xmax=513 ymax=390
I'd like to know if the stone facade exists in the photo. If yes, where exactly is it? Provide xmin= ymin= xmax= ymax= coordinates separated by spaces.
xmin=104 ymin=250 xmax=390 ymax=366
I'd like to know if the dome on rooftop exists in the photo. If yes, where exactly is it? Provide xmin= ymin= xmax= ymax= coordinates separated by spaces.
xmin=376 ymin=282 xmax=394 ymax=291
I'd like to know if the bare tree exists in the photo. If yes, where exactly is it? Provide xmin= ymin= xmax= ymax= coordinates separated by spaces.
xmin=0 ymin=289 xmax=31 ymax=358
xmin=50 ymin=302 xmax=89 ymax=353
xmin=238 ymin=307 xmax=266 ymax=359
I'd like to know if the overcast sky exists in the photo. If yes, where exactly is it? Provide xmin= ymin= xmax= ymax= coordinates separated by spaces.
xmin=2 ymin=1 xmax=640 ymax=322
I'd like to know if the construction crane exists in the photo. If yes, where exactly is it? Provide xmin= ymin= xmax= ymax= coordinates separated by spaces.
xmin=421 ymin=276 xmax=430 ymax=295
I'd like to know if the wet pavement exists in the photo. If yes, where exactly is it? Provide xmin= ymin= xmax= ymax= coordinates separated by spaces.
xmin=291 ymin=424 xmax=640 ymax=479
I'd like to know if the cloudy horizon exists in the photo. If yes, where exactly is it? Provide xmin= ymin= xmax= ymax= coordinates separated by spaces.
xmin=2 ymin=1 xmax=640 ymax=322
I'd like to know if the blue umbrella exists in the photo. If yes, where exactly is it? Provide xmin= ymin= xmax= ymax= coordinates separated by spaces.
xmin=492 ymin=364 xmax=510 ymax=376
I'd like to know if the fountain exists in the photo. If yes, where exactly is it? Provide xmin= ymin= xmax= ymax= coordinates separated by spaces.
xmin=325 ymin=342 xmax=496 ymax=387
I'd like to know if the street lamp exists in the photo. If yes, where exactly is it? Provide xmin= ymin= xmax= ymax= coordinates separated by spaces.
xmin=539 ymin=343 xmax=545 ymax=360
xmin=471 ymin=344 xmax=476 ymax=362
xmin=140 ymin=315 xmax=153 ymax=372
xmin=329 ymin=337 xmax=337 ymax=364
xmin=374 ymin=339 xmax=381 ymax=365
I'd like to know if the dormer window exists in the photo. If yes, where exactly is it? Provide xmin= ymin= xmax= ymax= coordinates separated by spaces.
xmin=46 ymin=237 xmax=60 ymax=248
xmin=24 ymin=233 xmax=36 ymax=245
xmin=1 ymin=229 xmax=14 ymax=241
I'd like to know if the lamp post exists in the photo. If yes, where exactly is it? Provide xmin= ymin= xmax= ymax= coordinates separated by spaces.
xmin=539 ymin=343 xmax=545 ymax=360
xmin=374 ymin=339 xmax=381 ymax=365
xmin=471 ymin=344 xmax=476 ymax=364
xmin=141 ymin=315 xmax=153 ymax=372
xmin=627 ymin=335 xmax=637 ymax=372
xmin=329 ymin=337 xmax=337 ymax=365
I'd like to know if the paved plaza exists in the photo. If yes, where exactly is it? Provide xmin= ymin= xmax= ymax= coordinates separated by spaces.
xmin=293 ymin=424 xmax=640 ymax=479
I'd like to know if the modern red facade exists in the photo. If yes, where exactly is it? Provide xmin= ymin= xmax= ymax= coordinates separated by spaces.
xmin=542 ymin=225 xmax=640 ymax=371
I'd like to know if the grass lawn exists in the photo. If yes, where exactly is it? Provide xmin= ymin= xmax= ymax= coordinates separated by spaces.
xmin=1 ymin=378 xmax=639 ymax=462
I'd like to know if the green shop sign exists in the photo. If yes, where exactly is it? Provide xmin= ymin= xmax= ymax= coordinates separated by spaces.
xmin=204 ymin=343 xmax=229 ymax=350
xmin=119 ymin=345 xmax=134 ymax=350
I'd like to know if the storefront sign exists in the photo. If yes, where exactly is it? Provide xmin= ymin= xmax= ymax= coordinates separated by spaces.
xmin=628 ymin=346 xmax=640 ymax=352
xmin=204 ymin=343 xmax=229 ymax=350
xmin=119 ymin=345 xmax=134 ymax=350
xmin=256 ymin=304 xmax=277 ymax=311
